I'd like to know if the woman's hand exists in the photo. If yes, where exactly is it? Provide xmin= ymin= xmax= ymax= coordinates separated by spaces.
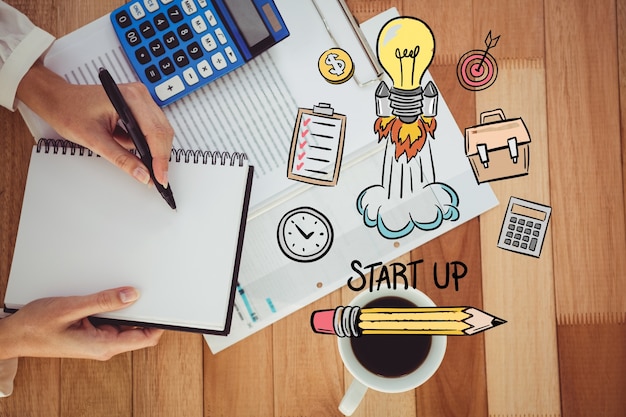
xmin=16 ymin=61 xmax=174 ymax=186
xmin=0 ymin=287 xmax=164 ymax=360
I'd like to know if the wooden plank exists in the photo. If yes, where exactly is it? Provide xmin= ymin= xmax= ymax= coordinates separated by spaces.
xmin=544 ymin=0 xmax=626 ymax=321
xmin=273 ymin=292 xmax=345 ymax=417
xmin=545 ymin=1 xmax=625 ymax=416
xmin=476 ymin=61 xmax=561 ymax=417
xmin=60 ymin=356 xmax=132 ymax=417
xmin=133 ymin=331 xmax=204 ymax=417
xmin=557 ymin=324 xmax=626 ymax=417
xmin=203 ymin=328 xmax=274 ymax=417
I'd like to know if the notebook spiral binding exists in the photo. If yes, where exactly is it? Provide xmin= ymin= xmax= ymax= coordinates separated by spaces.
xmin=36 ymin=139 xmax=248 ymax=167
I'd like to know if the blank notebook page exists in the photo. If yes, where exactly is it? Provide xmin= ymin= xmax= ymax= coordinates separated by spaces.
xmin=6 ymin=144 xmax=251 ymax=333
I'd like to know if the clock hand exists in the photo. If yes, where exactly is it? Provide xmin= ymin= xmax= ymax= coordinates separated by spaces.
xmin=294 ymin=224 xmax=310 ymax=239
xmin=304 ymin=230 xmax=315 ymax=239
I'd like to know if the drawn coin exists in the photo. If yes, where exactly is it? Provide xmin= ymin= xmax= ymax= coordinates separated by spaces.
xmin=318 ymin=48 xmax=354 ymax=84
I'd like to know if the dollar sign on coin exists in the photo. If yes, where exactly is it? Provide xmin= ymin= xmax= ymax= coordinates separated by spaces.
xmin=319 ymin=48 xmax=354 ymax=84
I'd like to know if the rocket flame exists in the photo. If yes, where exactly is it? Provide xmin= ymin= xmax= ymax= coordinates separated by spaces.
xmin=374 ymin=116 xmax=437 ymax=161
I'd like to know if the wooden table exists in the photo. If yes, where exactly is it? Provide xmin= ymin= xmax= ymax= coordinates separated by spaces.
xmin=1 ymin=1 xmax=625 ymax=416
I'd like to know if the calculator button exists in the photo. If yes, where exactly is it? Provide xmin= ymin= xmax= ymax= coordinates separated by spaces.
xmin=154 ymin=13 xmax=169 ymax=30
xmin=529 ymin=238 xmax=538 ymax=251
xmin=512 ymin=241 xmax=520 ymax=247
xmin=154 ymin=75 xmax=185 ymax=101
xmin=201 ymin=33 xmax=217 ymax=51
xmin=518 ymin=219 xmax=525 ymax=226
xmin=504 ymin=239 xmax=511 ymax=245
xmin=524 ymin=228 xmax=531 ymax=234
xmin=514 ymin=233 xmax=521 ymax=240
xmin=225 ymin=46 xmax=237 ymax=63
xmin=197 ymin=0 xmax=208 ymax=8
xmin=161 ymin=0 xmax=174 ymax=3
xmin=516 ymin=226 xmax=523 ymax=232
xmin=521 ymin=243 xmax=528 ymax=249
xmin=177 ymin=23 xmax=193 ymax=41
xmin=197 ymin=59 xmax=213 ymax=78
xmin=204 ymin=10 xmax=217 ymax=26
xmin=167 ymin=5 xmax=183 ymax=23
xmin=526 ymin=221 xmax=534 ymax=227
xmin=145 ymin=65 xmax=161 ymax=83
xmin=135 ymin=46 xmax=151 ymax=64
xmin=183 ymin=67 xmax=199 ymax=85
xmin=211 ymin=52 xmax=227 ymax=70
xmin=523 ymin=235 xmax=530 ymax=242
xmin=533 ymin=230 xmax=540 ymax=237
xmin=214 ymin=28 xmax=227 ymax=44
xmin=508 ymin=223 xmax=515 ymax=231
xmin=506 ymin=231 xmax=513 ymax=238
xmin=125 ymin=29 xmax=141 ymax=46
xmin=130 ymin=2 xmax=146 ymax=20
xmin=192 ymin=16 xmax=208 ymax=33
xmin=173 ymin=50 xmax=190 ymax=67
xmin=159 ymin=57 xmax=175 ymax=75
xmin=510 ymin=217 xmax=517 ymax=223
xmin=143 ymin=0 xmax=159 ymax=12
xmin=534 ymin=223 xmax=542 ymax=229
xmin=115 ymin=11 xmax=132 ymax=28
xmin=187 ymin=41 xmax=203 ymax=59
xmin=163 ymin=31 xmax=179 ymax=49
xmin=140 ymin=21 xmax=156 ymax=38
xmin=149 ymin=39 xmax=166 ymax=56
xmin=182 ymin=0 xmax=197 ymax=15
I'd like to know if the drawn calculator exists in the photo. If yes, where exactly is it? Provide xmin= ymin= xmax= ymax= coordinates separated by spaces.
xmin=110 ymin=0 xmax=289 ymax=106
xmin=497 ymin=197 xmax=552 ymax=258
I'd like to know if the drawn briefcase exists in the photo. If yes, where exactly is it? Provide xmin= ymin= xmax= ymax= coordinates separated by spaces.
xmin=465 ymin=109 xmax=531 ymax=183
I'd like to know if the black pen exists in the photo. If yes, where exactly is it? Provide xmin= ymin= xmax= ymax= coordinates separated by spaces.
xmin=98 ymin=68 xmax=176 ymax=210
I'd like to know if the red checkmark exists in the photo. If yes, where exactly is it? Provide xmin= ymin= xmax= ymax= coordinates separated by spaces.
xmin=296 ymin=162 xmax=304 ymax=170
xmin=301 ymin=129 xmax=309 ymax=138
xmin=299 ymin=140 xmax=307 ymax=149
xmin=298 ymin=152 xmax=306 ymax=160
xmin=303 ymin=117 xmax=311 ymax=126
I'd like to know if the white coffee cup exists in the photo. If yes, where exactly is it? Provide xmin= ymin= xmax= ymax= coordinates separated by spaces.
xmin=337 ymin=287 xmax=447 ymax=416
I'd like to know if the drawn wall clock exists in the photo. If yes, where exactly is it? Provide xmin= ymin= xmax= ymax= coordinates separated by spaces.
xmin=277 ymin=206 xmax=334 ymax=263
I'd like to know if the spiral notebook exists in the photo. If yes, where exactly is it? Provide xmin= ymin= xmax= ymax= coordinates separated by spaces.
xmin=4 ymin=139 xmax=253 ymax=335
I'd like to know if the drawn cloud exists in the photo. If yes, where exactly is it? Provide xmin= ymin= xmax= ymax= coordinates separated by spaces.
xmin=356 ymin=182 xmax=459 ymax=239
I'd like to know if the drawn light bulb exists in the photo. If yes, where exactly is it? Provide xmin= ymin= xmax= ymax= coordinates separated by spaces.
xmin=376 ymin=17 xmax=437 ymax=123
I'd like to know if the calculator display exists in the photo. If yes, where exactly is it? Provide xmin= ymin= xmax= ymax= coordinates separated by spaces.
xmin=110 ymin=0 xmax=289 ymax=106
xmin=511 ymin=203 xmax=547 ymax=221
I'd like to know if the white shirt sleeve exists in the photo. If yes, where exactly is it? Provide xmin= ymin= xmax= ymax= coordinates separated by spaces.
xmin=0 ymin=358 xmax=18 ymax=398
xmin=0 ymin=0 xmax=55 ymax=111
xmin=0 ymin=312 xmax=18 ymax=398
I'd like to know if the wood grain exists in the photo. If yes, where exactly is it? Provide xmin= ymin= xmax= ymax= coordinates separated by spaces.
xmin=1 ymin=1 xmax=624 ymax=416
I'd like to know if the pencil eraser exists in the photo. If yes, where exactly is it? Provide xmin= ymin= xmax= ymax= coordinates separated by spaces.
xmin=310 ymin=309 xmax=336 ymax=335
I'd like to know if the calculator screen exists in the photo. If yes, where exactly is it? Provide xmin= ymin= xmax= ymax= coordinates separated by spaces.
xmin=224 ymin=0 xmax=273 ymax=48
xmin=511 ymin=203 xmax=547 ymax=221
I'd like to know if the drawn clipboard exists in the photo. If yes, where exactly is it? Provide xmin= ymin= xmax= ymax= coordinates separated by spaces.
xmin=287 ymin=103 xmax=347 ymax=186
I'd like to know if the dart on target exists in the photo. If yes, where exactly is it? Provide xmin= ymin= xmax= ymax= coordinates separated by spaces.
xmin=457 ymin=31 xmax=500 ymax=91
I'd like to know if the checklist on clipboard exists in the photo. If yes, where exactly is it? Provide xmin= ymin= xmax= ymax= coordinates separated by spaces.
xmin=287 ymin=103 xmax=346 ymax=186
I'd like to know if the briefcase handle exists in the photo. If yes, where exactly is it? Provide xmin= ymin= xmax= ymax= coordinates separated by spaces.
xmin=480 ymin=108 xmax=506 ymax=124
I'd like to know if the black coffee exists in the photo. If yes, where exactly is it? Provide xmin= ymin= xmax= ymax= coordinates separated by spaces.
xmin=350 ymin=296 xmax=432 ymax=378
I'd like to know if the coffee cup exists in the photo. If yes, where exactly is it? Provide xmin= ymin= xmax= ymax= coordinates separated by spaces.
xmin=337 ymin=287 xmax=446 ymax=416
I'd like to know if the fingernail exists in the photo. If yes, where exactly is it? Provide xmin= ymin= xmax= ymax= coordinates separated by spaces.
xmin=133 ymin=166 xmax=150 ymax=185
xmin=161 ymin=170 xmax=169 ymax=188
xmin=119 ymin=288 xmax=139 ymax=304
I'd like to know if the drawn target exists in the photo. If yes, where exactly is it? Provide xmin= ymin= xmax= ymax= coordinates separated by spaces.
xmin=456 ymin=49 xmax=498 ymax=91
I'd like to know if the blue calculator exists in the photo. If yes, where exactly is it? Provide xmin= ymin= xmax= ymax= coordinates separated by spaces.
xmin=110 ymin=0 xmax=289 ymax=106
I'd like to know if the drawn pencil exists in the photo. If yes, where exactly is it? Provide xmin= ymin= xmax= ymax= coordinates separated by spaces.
xmin=311 ymin=306 xmax=506 ymax=337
